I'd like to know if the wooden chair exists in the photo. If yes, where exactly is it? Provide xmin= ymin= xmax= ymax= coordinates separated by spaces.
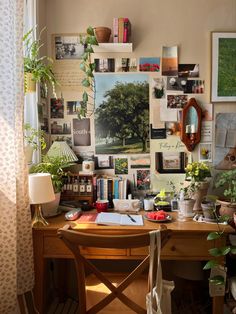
xmin=58 ymin=225 xmax=172 ymax=314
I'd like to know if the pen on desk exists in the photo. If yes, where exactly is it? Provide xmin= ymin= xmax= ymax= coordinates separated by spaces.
xmin=127 ymin=214 xmax=136 ymax=223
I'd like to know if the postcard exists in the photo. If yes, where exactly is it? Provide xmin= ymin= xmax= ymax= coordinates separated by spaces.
xmin=162 ymin=46 xmax=178 ymax=76
xmin=167 ymin=94 xmax=188 ymax=109
xmin=152 ymin=77 xmax=166 ymax=99
xmin=67 ymin=101 xmax=81 ymax=115
xmin=50 ymin=98 xmax=64 ymax=119
xmin=95 ymin=58 xmax=115 ymax=72
xmin=178 ymin=64 xmax=199 ymax=78
xmin=115 ymin=58 xmax=137 ymax=72
xmin=199 ymin=143 xmax=212 ymax=162
xmin=201 ymin=121 xmax=213 ymax=143
xmin=139 ymin=57 xmax=160 ymax=72
xmin=73 ymin=118 xmax=91 ymax=146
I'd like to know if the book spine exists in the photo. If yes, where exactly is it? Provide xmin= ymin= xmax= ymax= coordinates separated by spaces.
xmin=123 ymin=18 xmax=130 ymax=43
xmin=113 ymin=17 xmax=118 ymax=43
xmin=108 ymin=179 xmax=113 ymax=208
xmin=100 ymin=178 xmax=104 ymax=200
xmin=123 ymin=178 xmax=127 ymax=199
xmin=103 ymin=178 xmax=108 ymax=200
xmin=92 ymin=176 xmax=97 ymax=202
xmin=119 ymin=180 xmax=124 ymax=199
xmin=114 ymin=179 xmax=119 ymax=199
xmin=118 ymin=17 xmax=124 ymax=43
xmin=97 ymin=178 xmax=101 ymax=200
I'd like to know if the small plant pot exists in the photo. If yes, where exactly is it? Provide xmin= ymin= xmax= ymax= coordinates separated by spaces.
xmin=179 ymin=199 xmax=196 ymax=217
xmin=217 ymin=199 xmax=236 ymax=217
xmin=201 ymin=201 xmax=220 ymax=220
xmin=24 ymin=72 xmax=36 ymax=93
xmin=94 ymin=27 xmax=111 ymax=43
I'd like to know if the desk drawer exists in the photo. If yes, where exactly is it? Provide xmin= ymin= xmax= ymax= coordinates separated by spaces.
xmin=130 ymin=234 xmax=222 ymax=260
xmin=44 ymin=236 xmax=126 ymax=257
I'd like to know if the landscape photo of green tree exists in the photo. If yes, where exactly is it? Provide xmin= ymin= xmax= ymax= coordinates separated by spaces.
xmin=218 ymin=37 xmax=236 ymax=96
xmin=94 ymin=73 xmax=149 ymax=154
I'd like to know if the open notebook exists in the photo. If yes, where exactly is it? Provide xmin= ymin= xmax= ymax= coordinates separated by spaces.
xmin=95 ymin=212 xmax=143 ymax=226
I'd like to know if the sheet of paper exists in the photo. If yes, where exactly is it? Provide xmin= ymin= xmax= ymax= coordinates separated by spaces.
xmin=215 ymin=128 xmax=227 ymax=147
xmin=160 ymin=99 xmax=178 ymax=122
xmin=151 ymin=102 xmax=165 ymax=128
xmin=225 ymin=129 xmax=236 ymax=148
xmin=201 ymin=121 xmax=213 ymax=143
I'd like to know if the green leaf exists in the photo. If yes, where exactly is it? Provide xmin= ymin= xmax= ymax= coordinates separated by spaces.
xmin=209 ymin=246 xmax=231 ymax=256
xmin=203 ymin=260 xmax=219 ymax=270
xmin=82 ymin=52 xmax=88 ymax=61
xmin=79 ymin=62 xmax=86 ymax=71
xmin=86 ymin=68 xmax=93 ymax=77
xmin=207 ymin=232 xmax=222 ymax=240
xmin=86 ymin=36 xmax=98 ymax=45
xmin=83 ymin=91 xmax=88 ymax=103
xmin=82 ymin=78 xmax=90 ymax=87
xmin=85 ymin=46 xmax=94 ymax=53
xmin=231 ymin=246 xmax=236 ymax=254
xmin=209 ymin=275 xmax=225 ymax=285
xmin=87 ymin=26 xmax=95 ymax=36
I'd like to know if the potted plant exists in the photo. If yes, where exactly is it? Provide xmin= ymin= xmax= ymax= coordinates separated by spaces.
xmin=154 ymin=189 xmax=171 ymax=211
xmin=24 ymin=123 xmax=46 ymax=164
xmin=23 ymin=26 xmax=58 ymax=96
xmin=215 ymin=169 xmax=236 ymax=217
xmin=78 ymin=26 xmax=98 ymax=119
xmin=29 ymin=155 xmax=73 ymax=216
xmin=185 ymin=161 xmax=211 ymax=212
xmin=178 ymin=181 xmax=197 ymax=217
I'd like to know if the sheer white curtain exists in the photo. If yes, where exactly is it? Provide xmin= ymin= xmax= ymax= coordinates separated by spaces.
xmin=0 ymin=0 xmax=34 ymax=313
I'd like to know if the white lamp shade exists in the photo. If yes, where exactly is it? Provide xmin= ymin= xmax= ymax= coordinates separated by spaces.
xmin=47 ymin=141 xmax=78 ymax=162
xmin=28 ymin=173 xmax=55 ymax=204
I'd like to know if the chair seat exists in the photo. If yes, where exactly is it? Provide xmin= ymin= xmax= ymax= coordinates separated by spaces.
xmin=86 ymin=273 xmax=148 ymax=313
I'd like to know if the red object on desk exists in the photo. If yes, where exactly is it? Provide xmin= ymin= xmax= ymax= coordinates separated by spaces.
xmin=95 ymin=200 xmax=109 ymax=213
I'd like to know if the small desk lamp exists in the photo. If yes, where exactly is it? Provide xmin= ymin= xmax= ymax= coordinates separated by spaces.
xmin=46 ymin=141 xmax=78 ymax=162
xmin=29 ymin=173 xmax=55 ymax=227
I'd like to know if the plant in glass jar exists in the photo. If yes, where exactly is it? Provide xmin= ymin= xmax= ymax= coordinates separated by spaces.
xmin=154 ymin=189 xmax=171 ymax=211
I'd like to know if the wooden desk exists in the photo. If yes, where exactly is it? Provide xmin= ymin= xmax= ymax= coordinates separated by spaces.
xmin=32 ymin=211 xmax=234 ymax=314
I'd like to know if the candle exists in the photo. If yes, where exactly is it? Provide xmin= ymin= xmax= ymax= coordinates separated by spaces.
xmin=185 ymin=125 xmax=191 ymax=133
xmin=191 ymin=124 xmax=196 ymax=133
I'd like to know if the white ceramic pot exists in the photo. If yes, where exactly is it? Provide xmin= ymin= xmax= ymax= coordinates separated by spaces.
xmin=179 ymin=199 xmax=196 ymax=218
xmin=42 ymin=192 xmax=61 ymax=217
xmin=192 ymin=181 xmax=210 ymax=213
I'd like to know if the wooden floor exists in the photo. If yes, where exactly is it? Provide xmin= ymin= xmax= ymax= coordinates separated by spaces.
xmin=47 ymin=298 xmax=79 ymax=314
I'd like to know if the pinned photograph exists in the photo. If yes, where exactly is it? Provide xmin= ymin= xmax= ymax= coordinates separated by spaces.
xmin=130 ymin=155 xmax=151 ymax=168
xmin=95 ymin=58 xmax=115 ymax=72
xmin=115 ymin=58 xmax=137 ymax=72
xmin=155 ymin=152 xmax=186 ymax=173
xmin=54 ymin=35 xmax=85 ymax=60
xmin=139 ymin=57 xmax=160 ymax=72
xmin=73 ymin=118 xmax=91 ymax=146
xmin=199 ymin=143 xmax=212 ymax=162
xmin=50 ymin=135 xmax=72 ymax=147
xmin=51 ymin=121 xmax=71 ymax=134
xmin=67 ymin=101 xmax=81 ymax=115
xmin=152 ymin=77 xmax=166 ymax=99
xmin=95 ymin=156 xmax=113 ymax=169
xmin=136 ymin=170 xmax=150 ymax=190
xmin=114 ymin=158 xmax=128 ymax=174
xmin=178 ymin=64 xmax=199 ymax=78
xmin=162 ymin=46 xmax=178 ymax=76
xmin=165 ymin=122 xmax=181 ymax=136
xmin=166 ymin=77 xmax=186 ymax=92
xmin=183 ymin=80 xmax=205 ymax=94
xmin=167 ymin=95 xmax=188 ymax=109
xmin=50 ymin=98 xmax=64 ymax=119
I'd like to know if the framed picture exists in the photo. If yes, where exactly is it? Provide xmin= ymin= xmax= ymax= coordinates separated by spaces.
xmin=211 ymin=32 xmax=236 ymax=102
xmin=52 ymin=34 xmax=85 ymax=60
xmin=95 ymin=156 xmax=113 ymax=169
xmin=199 ymin=143 xmax=212 ymax=162
xmin=155 ymin=152 xmax=186 ymax=173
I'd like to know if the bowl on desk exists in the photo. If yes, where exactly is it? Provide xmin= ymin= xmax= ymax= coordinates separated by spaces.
xmin=95 ymin=200 xmax=109 ymax=213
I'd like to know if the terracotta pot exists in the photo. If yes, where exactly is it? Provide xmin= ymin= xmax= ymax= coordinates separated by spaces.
xmin=94 ymin=27 xmax=111 ymax=43
xmin=192 ymin=181 xmax=210 ymax=213
xmin=42 ymin=192 xmax=61 ymax=217
xmin=201 ymin=201 xmax=220 ymax=220
xmin=24 ymin=72 xmax=36 ymax=93
xmin=217 ymin=199 xmax=236 ymax=217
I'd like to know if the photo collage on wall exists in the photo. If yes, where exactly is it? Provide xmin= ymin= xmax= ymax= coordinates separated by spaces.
xmin=47 ymin=34 xmax=212 ymax=193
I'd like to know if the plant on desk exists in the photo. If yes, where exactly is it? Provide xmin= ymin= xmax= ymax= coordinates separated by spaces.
xmin=154 ymin=189 xmax=171 ymax=211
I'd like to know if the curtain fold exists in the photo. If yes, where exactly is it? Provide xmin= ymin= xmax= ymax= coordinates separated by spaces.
xmin=0 ymin=0 xmax=34 ymax=313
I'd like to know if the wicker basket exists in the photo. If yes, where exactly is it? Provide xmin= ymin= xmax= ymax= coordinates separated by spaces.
xmin=94 ymin=27 xmax=111 ymax=43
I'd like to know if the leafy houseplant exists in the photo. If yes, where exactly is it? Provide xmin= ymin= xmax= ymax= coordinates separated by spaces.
xmin=78 ymin=26 xmax=98 ymax=119
xmin=29 ymin=155 xmax=72 ymax=193
xmin=24 ymin=123 xmax=46 ymax=151
xmin=215 ymin=169 xmax=236 ymax=217
xmin=23 ymin=27 xmax=58 ymax=96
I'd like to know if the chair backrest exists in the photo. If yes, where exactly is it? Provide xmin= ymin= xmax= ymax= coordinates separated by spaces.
xmin=58 ymin=225 xmax=172 ymax=314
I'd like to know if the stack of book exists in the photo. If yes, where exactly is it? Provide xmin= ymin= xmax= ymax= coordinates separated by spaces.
xmin=113 ymin=17 xmax=131 ymax=43
xmin=95 ymin=176 xmax=129 ymax=207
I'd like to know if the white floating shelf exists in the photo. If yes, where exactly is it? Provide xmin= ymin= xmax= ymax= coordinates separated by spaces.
xmin=93 ymin=43 xmax=133 ymax=53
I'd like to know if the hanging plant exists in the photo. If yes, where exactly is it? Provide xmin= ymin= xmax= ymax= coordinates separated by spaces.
xmin=78 ymin=26 xmax=99 ymax=119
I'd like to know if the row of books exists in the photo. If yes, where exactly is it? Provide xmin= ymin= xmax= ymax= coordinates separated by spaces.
xmin=113 ymin=17 xmax=131 ymax=43
xmin=94 ymin=177 xmax=130 ymax=207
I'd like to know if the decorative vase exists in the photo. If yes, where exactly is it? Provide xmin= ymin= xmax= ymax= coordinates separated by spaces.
xmin=217 ymin=199 xmax=236 ymax=217
xmin=179 ymin=199 xmax=196 ymax=218
xmin=94 ymin=27 xmax=111 ymax=43
xmin=192 ymin=181 xmax=210 ymax=213
xmin=42 ymin=192 xmax=61 ymax=217
xmin=24 ymin=72 xmax=36 ymax=93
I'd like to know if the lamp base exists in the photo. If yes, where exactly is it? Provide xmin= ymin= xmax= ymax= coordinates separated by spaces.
xmin=32 ymin=204 xmax=49 ymax=227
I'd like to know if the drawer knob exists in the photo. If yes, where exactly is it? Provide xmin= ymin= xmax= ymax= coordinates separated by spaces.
xmin=171 ymin=246 xmax=176 ymax=251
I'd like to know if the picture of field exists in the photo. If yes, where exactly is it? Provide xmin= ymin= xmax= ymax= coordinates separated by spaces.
xmin=162 ymin=46 xmax=178 ymax=76
xmin=218 ymin=38 xmax=236 ymax=97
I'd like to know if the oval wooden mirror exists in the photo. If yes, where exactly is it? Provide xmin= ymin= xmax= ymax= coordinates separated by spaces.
xmin=180 ymin=98 xmax=202 ymax=151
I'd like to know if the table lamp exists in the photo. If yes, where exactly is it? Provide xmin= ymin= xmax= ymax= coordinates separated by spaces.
xmin=29 ymin=173 xmax=55 ymax=227
xmin=46 ymin=141 xmax=78 ymax=162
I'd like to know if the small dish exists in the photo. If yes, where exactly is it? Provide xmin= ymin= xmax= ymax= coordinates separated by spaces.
xmin=144 ymin=213 xmax=172 ymax=223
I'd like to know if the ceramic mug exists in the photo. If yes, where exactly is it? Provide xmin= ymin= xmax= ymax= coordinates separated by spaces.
xmin=95 ymin=200 xmax=109 ymax=213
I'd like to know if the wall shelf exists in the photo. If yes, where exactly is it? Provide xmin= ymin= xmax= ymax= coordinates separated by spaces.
xmin=93 ymin=43 xmax=133 ymax=53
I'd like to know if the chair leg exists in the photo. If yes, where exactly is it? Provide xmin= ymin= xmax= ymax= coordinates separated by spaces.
xmin=17 ymin=295 xmax=26 ymax=314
